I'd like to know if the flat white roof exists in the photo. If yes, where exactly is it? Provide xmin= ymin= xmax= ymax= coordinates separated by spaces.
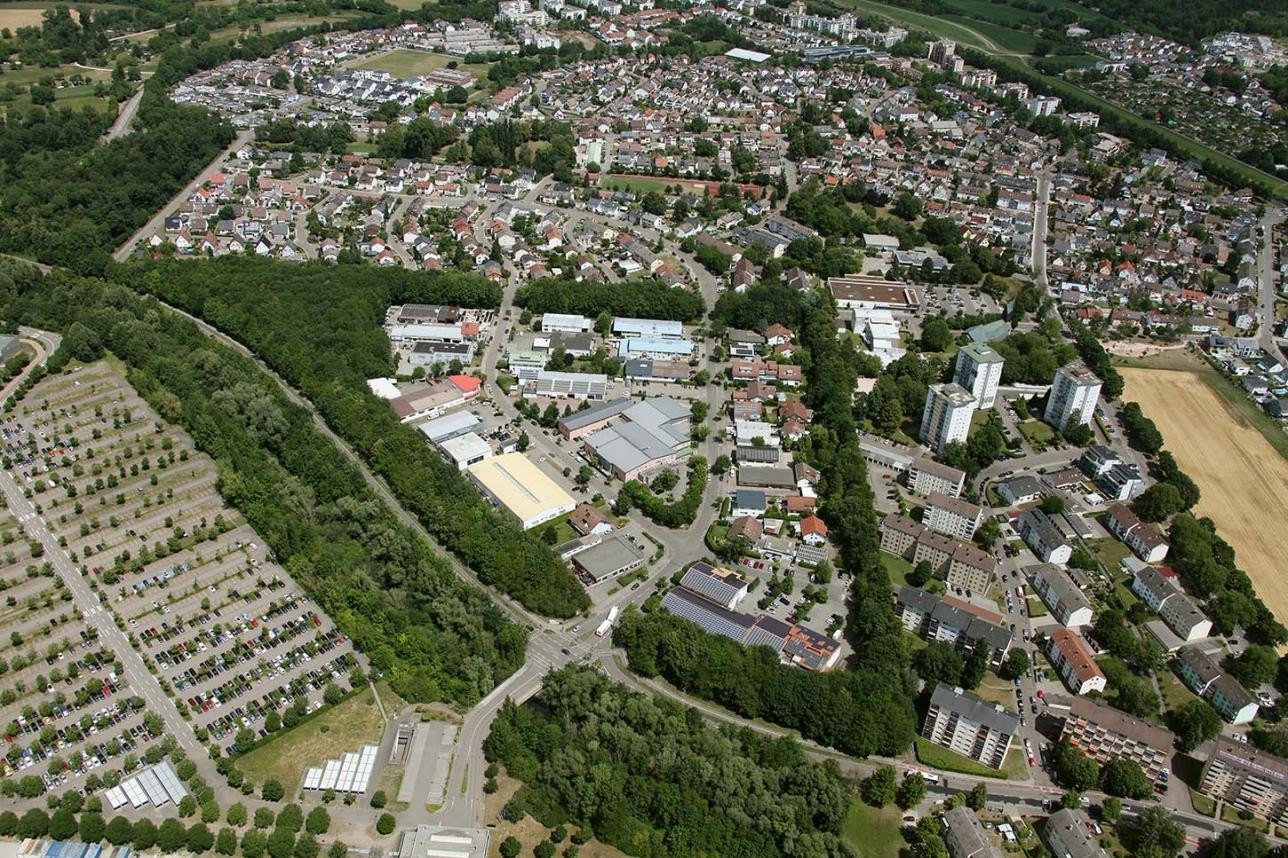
xmin=468 ymin=453 xmax=575 ymax=524
xmin=440 ymin=432 xmax=492 ymax=465
xmin=726 ymin=47 xmax=770 ymax=62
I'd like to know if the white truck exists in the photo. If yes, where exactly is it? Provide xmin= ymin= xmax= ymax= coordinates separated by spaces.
xmin=595 ymin=606 xmax=621 ymax=637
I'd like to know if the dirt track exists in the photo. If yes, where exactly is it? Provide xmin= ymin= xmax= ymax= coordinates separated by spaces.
xmin=1122 ymin=367 xmax=1288 ymax=624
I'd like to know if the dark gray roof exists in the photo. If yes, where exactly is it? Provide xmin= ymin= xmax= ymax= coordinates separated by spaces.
xmin=929 ymin=682 xmax=1019 ymax=735
xmin=557 ymin=396 xmax=633 ymax=432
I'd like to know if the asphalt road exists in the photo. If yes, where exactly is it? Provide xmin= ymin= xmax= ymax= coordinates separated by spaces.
xmin=1256 ymin=209 xmax=1285 ymax=364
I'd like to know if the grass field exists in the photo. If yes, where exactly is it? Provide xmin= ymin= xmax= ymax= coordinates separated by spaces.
xmin=881 ymin=551 xmax=915 ymax=586
xmin=842 ymin=799 xmax=906 ymax=857
xmin=1158 ymin=670 xmax=1200 ymax=713
xmin=1018 ymin=419 xmax=1055 ymax=446
xmin=1121 ymin=366 xmax=1288 ymax=628
xmin=975 ymin=674 xmax=1018 ymax=712
xmin=346 ymin=48 xmax=491 ymax=81
xmin=204 ymin=14 xmax=358 ymax=43
xmin=914 ymin=737 xmax=1013 ymax=779
xmin=941 ymin=15 xmax=1037 ymax=52
xmin=235 ymin=686 xmax=390 ymax=791
xmin=600 ymin=176 xmax=689 ymax=195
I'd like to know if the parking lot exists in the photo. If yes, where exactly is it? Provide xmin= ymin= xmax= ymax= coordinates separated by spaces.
xmin=0 ymin=362 xmax=359 ymax=799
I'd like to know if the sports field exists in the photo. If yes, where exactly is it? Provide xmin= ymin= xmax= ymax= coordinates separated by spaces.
xmin=1121 ymin=367 xmax=1288 ymax=625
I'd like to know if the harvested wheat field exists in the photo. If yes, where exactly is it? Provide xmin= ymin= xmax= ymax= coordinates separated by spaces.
xmin=1122 ymin=367 xmax=1288 ymax=624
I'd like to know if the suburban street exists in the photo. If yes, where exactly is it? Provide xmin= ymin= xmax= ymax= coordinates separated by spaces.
xmin=1256 ymin=208 xmax=1285 ymax=364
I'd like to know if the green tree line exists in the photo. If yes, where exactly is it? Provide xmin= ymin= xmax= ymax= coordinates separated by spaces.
xmin=483 ymin=665 xmax=856 ymax=858
xmin=515 ymin=277 xmax=706 ymax=322
xmin=109 ymin=257 xmax=587 ymax=618
xmin=0 ymin=259 xmax=527 ymax=706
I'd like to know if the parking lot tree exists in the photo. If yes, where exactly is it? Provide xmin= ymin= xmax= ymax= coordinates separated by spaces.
xmin=534 ymin=843 xmax=555 ymax=858
xmin=234 ymin=727 xmax=255 ymax=754
xmin=16 ymin=775 xmax=43 ymax=798
xmin=49 ymin=807 xmax=77 ymax=841
xmin=327 ymin=842 xmax=347 ymax=858
xmin=158 ymin=818 xmax=188 ymax=853
xmin=262 ymin=779 xmax=286 ymax=802
xmin=202 ymin=800 xmax=221 ymax=823
xmin=375 ymin=814 xmax=396 ymax=836
xmin=1121 ymin=805 xmax=1185 ymax=858
xmin=305 ymin=807 xmax=330 ymax=835
xmin=1102 ymin=796 xmax=1122 ymax=822
xmin=278 ymin=804 xmax=303 ymax=833
xmin=369 ymin=791 xmax=387 ymax=809
xmin=294 ymin=833 xmax=320 ymax=858
xmin=267 ymin=826 xmax=296 ymax=858
xmin=897 ymin=773 xmax=927 ymax=810
xmin=178 ymin=795 xmax=197 ymax=817
xmin=500 ymin=838 xmax=522 ymax=858
xmin=227 ymin=803 xmax=248 ymax=827
xmin=241 ymin=830 xmax=267 ymax=858
xmin=0 ymin=812 xmax=17 ymax=837
xmin=79 ymin=811 xmax=105 ymax=843
xmin=216 ymin=827 xmax=237 ymax=856
xmin=323 ymin=683 xmax=344 ymax=706
xmin=265 ymin=710 xmax=281 ymax=732
xmin=18 ymin=809 xmax=49 ymax=839
xmin=254 ymin=807 xmax=276 ymax=829
xmin=710 ymin=454 xmax=731 ymax=475
xmin=187 ymin=823 xmax=215 ymax=854
xmin=1101 ymin=758 xmax=1152 ymax=799
xmin=132 ymin=819 xmax=158 ymax=850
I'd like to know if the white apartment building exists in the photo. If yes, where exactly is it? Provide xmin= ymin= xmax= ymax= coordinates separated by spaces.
xmin=920 ymin=383 xmax=976 ymax=454
xmin=923 ymin=492 xmax=984 ymax=541
xmin=953 ymin=343 xmax=1004 ymax=410
xmin=1045 ymin=361 xmax=1102 ymax=430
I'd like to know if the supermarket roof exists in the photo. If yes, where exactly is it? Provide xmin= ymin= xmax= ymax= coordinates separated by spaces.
xmin=467 ymin=453 xmax=574 ymax=522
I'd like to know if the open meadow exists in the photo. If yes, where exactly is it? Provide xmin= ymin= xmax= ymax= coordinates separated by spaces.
xmin=346 ymin=48 xmax=491 ymax=82
xmin=1121 ymin=366 xmax=1288 ymax=625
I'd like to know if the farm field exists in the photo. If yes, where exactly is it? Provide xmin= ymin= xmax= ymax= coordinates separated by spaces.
xmin=1121 ymin=366 xmax=1288 ymax=626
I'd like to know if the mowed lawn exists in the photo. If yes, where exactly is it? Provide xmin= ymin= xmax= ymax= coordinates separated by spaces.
xmin=843 ymin=798 xmax=906 ymax=857
xmin=235 ymin=686 xmax=389 ymax=791
xmin=1121 ymin=366 xmax=1288 ymax=627
xmin=347 ymin=49 xmax=491 ymax=80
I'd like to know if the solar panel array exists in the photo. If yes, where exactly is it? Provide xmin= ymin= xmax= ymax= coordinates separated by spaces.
xmin=45 ymin=843 xmax=118 ymax=858
xmin=103 ymin=761 xmax=188 ymax=810
xmin=303 ymin=744 xmax=379 ymax=794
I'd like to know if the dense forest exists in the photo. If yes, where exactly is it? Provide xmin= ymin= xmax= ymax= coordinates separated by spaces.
xmin=0 ymin=95 xmax=232 ymax=273
xmin=514 ymin=277 xmax=706 ymax=323
xmin=0 ymin=259 xmax=526 ymax=706
xmin=484 ymin=666 xmax=856 ymax=858
xmin=110 ymin=257 xmax=588 ymax=618
xmin=615 ymin=609 xmax=917 ymax=758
